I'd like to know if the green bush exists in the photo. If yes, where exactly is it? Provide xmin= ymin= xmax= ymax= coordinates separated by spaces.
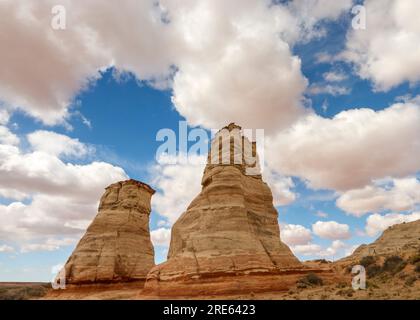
xmin=382 ymin=256 xmax=406 ymax=274
xmin=0 ymin=284 xmax=49 ymax=300
xmin=315 ymin=259 xmax=329 ymax=264
xmin=405 ymin=276 xmax=417 ymax=286
xmin=336 ymin=288 xmax=354 ymax=297
xmin=360 ymin=256 xmax=376 ymax=268
xmin=366 ymin=280 xmax=378 ymax=289
xmin=366 ymin=264 xmax=381 ymax=277
xmin=297 ymin=273 xmax=323 ymax=287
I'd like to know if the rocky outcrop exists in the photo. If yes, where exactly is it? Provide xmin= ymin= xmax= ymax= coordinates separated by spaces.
xmin=339 ymin=219 xmax=420 ymax=265
xmin=144 ymin=124 xmax=331 ymax=296
xmin=64 ymin=179 xmax=155 ymax=284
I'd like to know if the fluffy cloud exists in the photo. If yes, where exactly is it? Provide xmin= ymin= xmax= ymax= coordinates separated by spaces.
xmin=150 ymin=228 xmax=171 ymax=247
xmin=28 ymin=130 xmax=93 ymax=158
xmin=150 ymin=154 xmax=206 ymax=223
xmin=266 ymin=101 xmax=420 ymax=191
xmin=290 ymin=240 xmax=349 ymax=259
xmin=168 ymin=0 xmax=350 ymax=131
xmin=0 ymin=0 xmax=172 ymax=125
xmin=0 ymin=126 xmax=19 ymax=146
xmin=315 ymin=211 xmax=328 ymax=218
xmin=323 ymin=240 xmax=346 ymax=256
xmin=337 ymin=177 xmax=420 ymax=217
xmin=287 ymin=0 xmax=353 ymax=42
xmin=263 ymin=170 xmax=297 ymax=206
xmin=0 ymin=129 xmax=127 ymax=249
xmin=0 ymin=245 xmax=15 ymax=253
xmin=280 ymin=224 xmax=312 ymax=246
xmin=167 ymin=0 xmax=309 ymax=132
xmin=312 ymin=221 xmax=351 ymax=240
xmin=0 ymin=146 xmax=126 ymax=203
xmin=343 ymin=0 xmax=420 ymax=90
xmin=20 ymin=238 xmax=77 ymax=253
xmin=281 ymin=220 xmax=353 ymax=259
xmin=365 ymin=212 xmax=420 ymax=237
xmin=323 ymin=71 xmax=347 ymax=82
xmin=307 ymin=84 xmax=350 ymax=96
xmin=0 ymin=109 xmax=10 ymax=125
xmin=0 ymin=0 xmax=352 ymax=130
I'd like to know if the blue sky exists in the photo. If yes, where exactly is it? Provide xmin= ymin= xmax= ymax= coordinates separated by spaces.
xmin=1 ymin=0 xmax=420 ymax=282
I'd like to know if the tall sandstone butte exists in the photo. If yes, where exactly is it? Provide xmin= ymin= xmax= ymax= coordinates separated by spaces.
xmin=144 ymin=123 xmax=317 ymax=296
xmin=64 ymin=179 xmax=155 ymax=284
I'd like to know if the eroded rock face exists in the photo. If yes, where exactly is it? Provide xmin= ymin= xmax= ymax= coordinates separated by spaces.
xmin=144 ymin=124 xmax=308 ymax=296
xmin=64 ymin=179 xmax=155 ymax=284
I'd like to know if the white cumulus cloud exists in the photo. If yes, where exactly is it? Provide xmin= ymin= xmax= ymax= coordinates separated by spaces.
xmin=150 ymin=154 xmax=206 ymax=224
xmin=28 ymin=130 xmax=93 ymax=158
xmin=0 ymin=130 xmax=128 ymax=250
xmin=365 ymin=212 xmax=420 ymax=237
xmin=312 ymin=220 xmax=351 ymax=240
xmin=266 ymin=101 xmax=420 ymax=191
xmin=0 ymin=244 xmax=15 ymax=253
xmin=343 ymin=0 xmax=420 ymax=90
xmin=0 ymin=126 xmax=19 ymax=146
xmin=337 ymin=177 xmax=420 ymax=217
xmin=280 ymin=223 xmax=312 ymax=246
xmin=150 ymin=227 xmax=171 ymax=247
xmin=0 ymin=0 xmax=352 ymax=131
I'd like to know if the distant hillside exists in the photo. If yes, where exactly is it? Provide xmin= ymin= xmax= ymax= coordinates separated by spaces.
xmin=0 ymin=283 xmax=50 ymax=300
xmin=341 ymin=219 xmax=420 ymax=263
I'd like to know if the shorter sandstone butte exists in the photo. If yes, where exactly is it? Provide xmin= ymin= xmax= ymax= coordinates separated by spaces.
xmin=144 ymin=124 xmax=336 ymax=297
xmin=64 ymin=179 xmax=155 ymax=285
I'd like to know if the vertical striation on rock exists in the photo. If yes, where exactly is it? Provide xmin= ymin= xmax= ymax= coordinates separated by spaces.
xmin=64 ymin=179 xmax=155 ymax=284
xmin=144 ymin=124 xmax=314 ymax=296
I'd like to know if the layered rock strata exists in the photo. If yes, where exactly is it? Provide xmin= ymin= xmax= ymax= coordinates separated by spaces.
xmin=144 ymin=124 xmax=332 ymax=296
xmin=64 ymin=179 xmax=155 ymax=284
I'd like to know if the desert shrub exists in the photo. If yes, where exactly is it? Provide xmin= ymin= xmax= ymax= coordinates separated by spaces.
xmin=382 ymin=256 xmax=406 ymax=274
xmin=297 ymin=273 xmax=323 ymax=287
xmin=366 ymin=280 xmax=378 ymax=289
xmin=336 ymin=288 xmax=354 ymax=297
xmin=0 ymin=284 xmax=49 ymax=300
xmin=314 ymin=259 xmax=329 ymax=264
xmin=296 ymin=282 xmax=307 ymax=289
xmin=415 ymin=262 xmax=420 ymax=273
xmin=405 ymin=276 xmax=417 ymax=286
xmin=360 ymin=256 xmax=376 ymax=268
xmin=366 ymin=264 xmax=381 ymax=278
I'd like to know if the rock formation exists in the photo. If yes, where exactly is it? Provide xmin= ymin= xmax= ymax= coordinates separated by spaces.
xmin=64 ymin=179 xmax=155 ymax=284
xmin=144 ymin=123 xmax=331 ymax=296
xmin=339 ymin=219 xmax=420 ymax=265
